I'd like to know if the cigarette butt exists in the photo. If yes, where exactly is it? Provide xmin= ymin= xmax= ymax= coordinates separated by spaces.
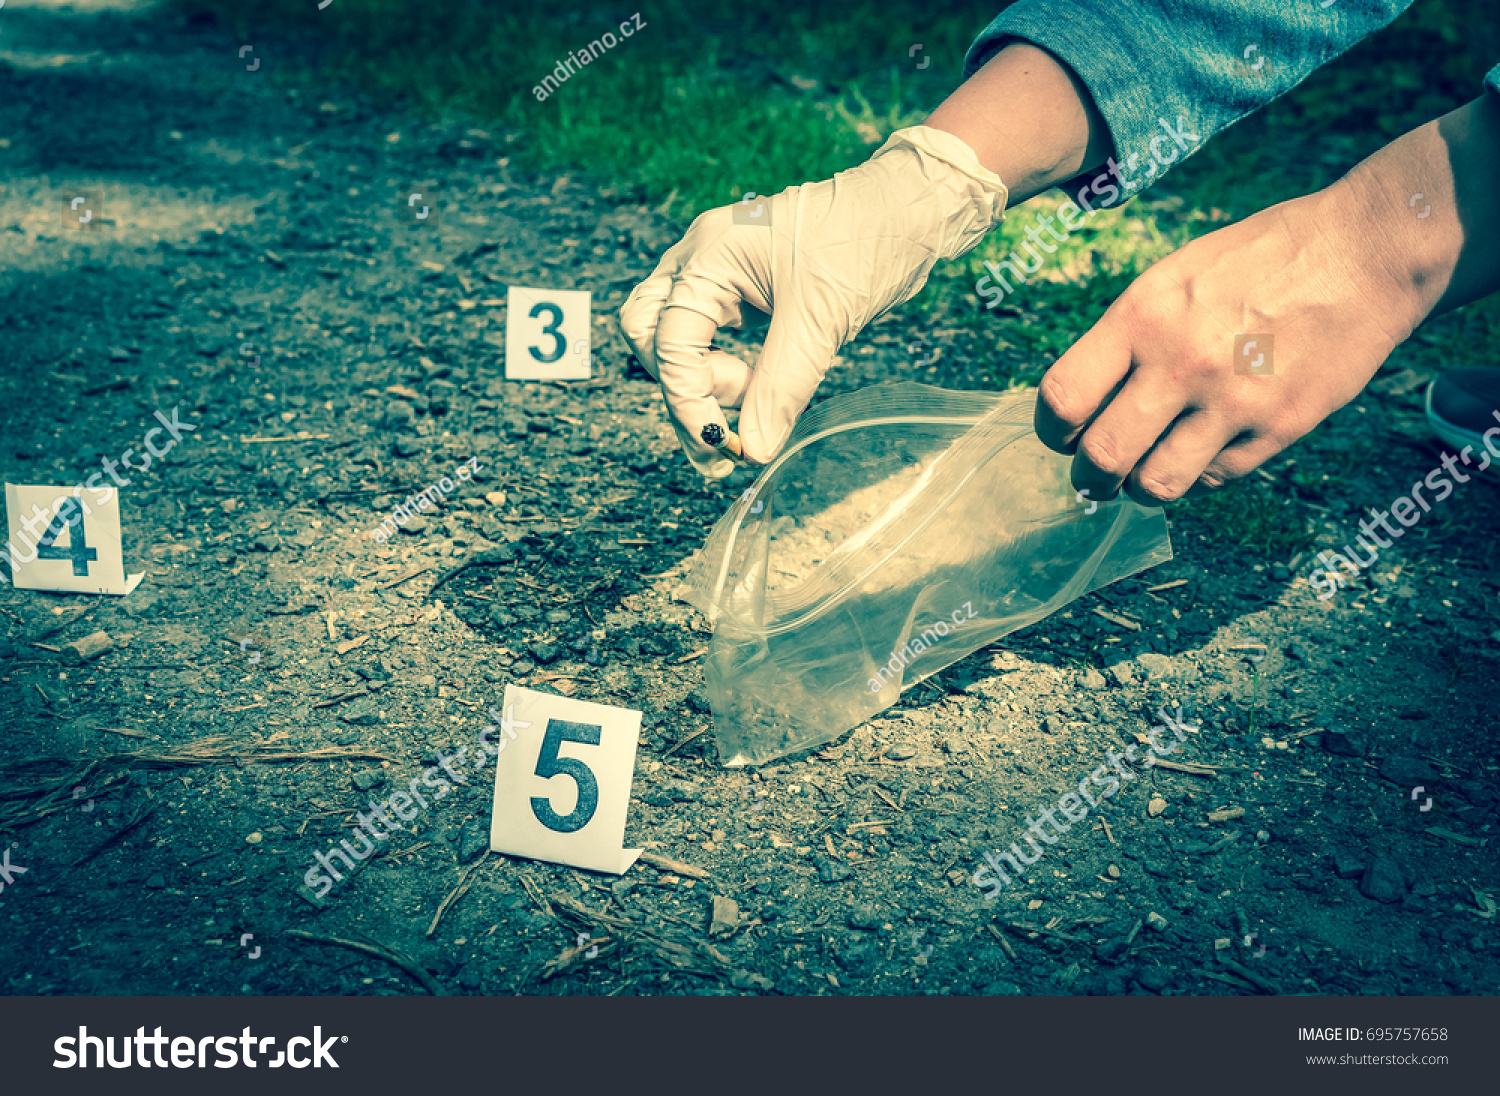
xmin=700 ymin=423 xmax=744 ymax=460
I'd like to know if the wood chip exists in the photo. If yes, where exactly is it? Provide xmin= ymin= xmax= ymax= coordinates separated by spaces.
xmin=659 ymin=726 xmax=709 ymax=758
xmin=1218 ymin=956 xmax=1280 ymax=995
xmin=238 ymin=432 xmax=331 ymax=443
xmin=1145 ymin=579 xmax=1188 ymax=593
xmin=426 ymin=856 xmax=493 ymax=937
xmin=1092 ymin=607 xmax=1141 ymax=631
xmin=985 ymin=924 xmax=1018 ymax=960
xmin=335 ymin=634 xmax=370 ymax=656
xmin=312 ymin=687 xmax=368 ymax=710
xmin=1208 ymin=806 xmax=1245 ymax=823
xmin=1425 ymin=826 xmax=1485 ymax=847
xmin=1006 ymin=921 xmax=1085 ymax=944
xmin=1149 ymin=758 xmax=1219 ymax=777
xmin=637 ymin=851 xmax=709 ymax=879
xmin=380 ymin=564 xmax=432 ymax=589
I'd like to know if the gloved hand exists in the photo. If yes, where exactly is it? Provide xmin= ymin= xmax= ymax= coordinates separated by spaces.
xmin=619 ymin=125 xmax=1009 ymax=477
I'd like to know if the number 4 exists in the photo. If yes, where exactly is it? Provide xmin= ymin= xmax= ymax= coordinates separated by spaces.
xmin=35 ymin=500 xmax=96 ymax=576
xmin=531 ymin=719 xmax=601 ymax=833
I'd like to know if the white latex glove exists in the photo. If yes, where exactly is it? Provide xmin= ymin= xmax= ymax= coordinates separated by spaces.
xmin=619 ymin=125 xmax=1009 ymax=478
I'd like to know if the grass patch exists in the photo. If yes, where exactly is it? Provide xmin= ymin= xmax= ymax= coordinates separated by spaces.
xmin=1174 ymin=483 xmax=1319 ymax=559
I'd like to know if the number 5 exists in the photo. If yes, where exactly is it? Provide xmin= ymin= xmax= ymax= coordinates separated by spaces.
xmin=530 ymin=719 xmax=600 ymax=833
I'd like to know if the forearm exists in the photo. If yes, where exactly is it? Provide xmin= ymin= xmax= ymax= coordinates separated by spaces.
xmin=925 ymin=42 xmax=1111 ymax=204
xmin=1331 ymin=91 xmax=1500 ymax=339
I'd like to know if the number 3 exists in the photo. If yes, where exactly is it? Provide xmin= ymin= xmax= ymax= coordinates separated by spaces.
xmin=528 ymin=302 xmax=566 ymax=363
xmin=530 ymin=719 xmax=600 ymax=833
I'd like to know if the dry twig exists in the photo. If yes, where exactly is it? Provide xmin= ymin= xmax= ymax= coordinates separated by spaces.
xmin=286 ymin=930 xmax=445 ymax=995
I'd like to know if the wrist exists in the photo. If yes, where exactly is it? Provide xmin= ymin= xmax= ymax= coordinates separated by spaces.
xmin=1321 ymin=93 xmax=1500 ymax=334
xmin=925 ymin=41 xmax=1112 ymax=204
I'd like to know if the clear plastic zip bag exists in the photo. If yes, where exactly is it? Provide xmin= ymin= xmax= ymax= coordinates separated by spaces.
xmin=682 ymin=383 xmax=1173 ymax=767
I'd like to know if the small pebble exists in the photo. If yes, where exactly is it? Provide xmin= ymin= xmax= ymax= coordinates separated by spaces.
xmin=245 ymin=832 xmax=263 ymax=845
xmin=885 ymin=744 xmax=917 ymax=761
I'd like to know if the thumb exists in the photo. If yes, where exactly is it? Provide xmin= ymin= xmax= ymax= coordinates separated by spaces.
xmin=737 ymin=303 xmax=842 ymax=464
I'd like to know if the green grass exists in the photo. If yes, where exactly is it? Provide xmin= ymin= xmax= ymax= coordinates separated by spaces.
xmin=1178 ymin=481 xmax=1320 ymax=559
xmin=172 ymin=0 xmax=1499 ymax=554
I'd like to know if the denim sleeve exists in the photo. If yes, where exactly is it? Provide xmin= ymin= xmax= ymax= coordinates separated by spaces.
xmin=1488 ymin=62 xmax=1500 ymax=97
xmin=965 ymin=0 xmax=1416 ymax=209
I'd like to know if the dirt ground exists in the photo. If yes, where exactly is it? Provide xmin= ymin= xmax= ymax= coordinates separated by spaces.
xmin=1 ymin=1 xmax=1497 ymax=997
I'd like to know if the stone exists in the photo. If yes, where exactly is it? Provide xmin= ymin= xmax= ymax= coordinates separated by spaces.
xmin=398 ymin=516 xmax=428 ymax=535
xmin=296 ymin=884 xmax=330 ymax=909
xmin=145 ymin=873 xmax=166 ymax=889
xmin=816 ymin=857 xmax=852 ymax=883
xmin=1043 ymin=715 xmax=1067 ymax=735
xmin=529 ymin=640 xmax=559 ymax=664
xmin=1359 ymin=857 xmax=1407 ymax=904
xmin=351 ymin=768 xmax=386 ymax=791
xmin=1270 ymin=563 xmax=1291 ymax=582
xmin=884 ymin=743 xmax=917 ymax=761
xmin=1107 ymin=661 xmax=1135 ymax=686
xmin=1321 ymin=728 xmax=1365 ymax=757
xmin=846 ymin=905 xmax=881 ymax=930
xmin=381 ymin=399 xmax=415 ymax=427
xmin=245 ymin=831 xmax=263 ymax=845
xmin=1081 ymin=667 xmax=1107 ymax=690
xmin=64 ymin=631 xmax=113 ymax=662
xmin=457 ymin=822 xmax=489 ymax=864
xmin=1135 ymin=965 xmax=1171 ymax=993
xmin=836 ymin=938 xmax=881 ymax=978
xmin=1146 ymin=911 xmax=1169 ymax=932
xmin=1135 ymin=652 xmax=1174 ymax=679
xmin=709 ymin=895 xmax=740 ymax=938
xmin=1379 ymin=753 xmax=1439 ymax=786
xmin=340 ymin=698 xmax=382 ymax=726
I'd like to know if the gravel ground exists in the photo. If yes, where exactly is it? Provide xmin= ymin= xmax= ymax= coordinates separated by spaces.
xmin=1 ymin=1 xmax=1497 ymax=997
